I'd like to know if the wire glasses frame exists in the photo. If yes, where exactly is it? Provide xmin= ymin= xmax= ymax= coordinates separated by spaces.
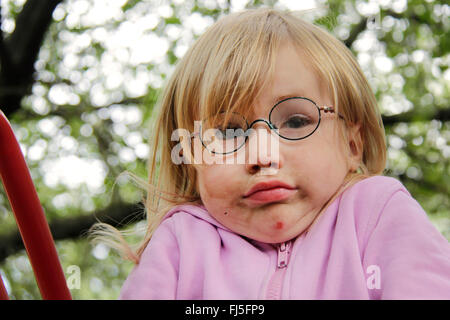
xmin=199 ymin=96 xmax=345 ymax=155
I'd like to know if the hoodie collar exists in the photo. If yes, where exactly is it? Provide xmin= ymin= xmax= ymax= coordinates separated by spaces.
xmin=163 ymin=203 xmax=277 ymax=251
xmin=163 ymin=203 xmax=232 ymax=232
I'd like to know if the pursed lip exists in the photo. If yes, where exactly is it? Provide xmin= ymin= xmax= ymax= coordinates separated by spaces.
xmin=243 ymin=180 xmax=297 ymax=198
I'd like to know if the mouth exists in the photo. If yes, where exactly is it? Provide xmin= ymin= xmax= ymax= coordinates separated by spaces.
xmin=243 ymin=180 xmax=297 ymax=205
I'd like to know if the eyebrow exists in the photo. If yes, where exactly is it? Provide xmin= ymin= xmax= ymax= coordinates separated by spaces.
xmin=248 ymin=92 xmax=310 ymax=119
xmin=247 ymin=91 xmax=306 ymax=121
xmin=272 ymin=93 xmax=307 ymax=105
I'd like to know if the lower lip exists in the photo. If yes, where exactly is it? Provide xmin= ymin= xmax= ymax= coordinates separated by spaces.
xmin=244 ymin=187 xmax=297 ymax=205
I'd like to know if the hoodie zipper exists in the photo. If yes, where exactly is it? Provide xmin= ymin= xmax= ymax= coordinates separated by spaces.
xmin=264 ymin=241 xmax=292 ymax=299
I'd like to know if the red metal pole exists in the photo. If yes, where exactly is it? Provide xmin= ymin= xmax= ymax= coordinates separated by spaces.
xmin=0 ymin=111 xmax=72 ymax=300
xmin=0 ymin=274 xmax=9 ymax=300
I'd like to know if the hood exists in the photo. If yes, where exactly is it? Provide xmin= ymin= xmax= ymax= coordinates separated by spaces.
xmin=163 ymin=203 xmax=233 ymax=232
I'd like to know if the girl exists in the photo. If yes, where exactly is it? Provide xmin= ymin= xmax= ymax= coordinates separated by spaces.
xmin=93 ymin=8 xmax=450 ymax=299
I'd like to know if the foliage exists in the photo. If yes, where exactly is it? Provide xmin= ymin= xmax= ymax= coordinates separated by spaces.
xmin=0 ymin=0 xmax=448 ymax=299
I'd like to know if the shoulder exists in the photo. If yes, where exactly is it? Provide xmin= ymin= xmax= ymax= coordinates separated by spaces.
xmin=340 ymin=175 xmax=413 ymax=217
xmin=339 ymin=175 xmax=411 ymax=216
xmin=354 ymin=179 xmax=450 ymax=299
xmin=338 ymin=175 xmax=420 ymax=244
xmin=344 ymin=175 xmax=409 ymax=199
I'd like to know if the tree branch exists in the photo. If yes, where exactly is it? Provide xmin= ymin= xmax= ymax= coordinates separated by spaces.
xmin=344 ymin=17 xmax=368 ymax=48
xmin=382 ymin=108 xmax=450 ymax=126
xmin=0 ymin=0 xmax=64 ymax=117
xmin=0 ymin=200 xmax=144 ymax=264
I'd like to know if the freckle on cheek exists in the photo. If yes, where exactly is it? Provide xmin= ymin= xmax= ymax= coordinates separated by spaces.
xmin=275 ymin=222 xmax=284 ymax=230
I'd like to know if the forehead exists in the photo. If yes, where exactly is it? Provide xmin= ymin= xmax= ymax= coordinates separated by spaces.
xmin=248 ymin=44 xmax=327 ymax=118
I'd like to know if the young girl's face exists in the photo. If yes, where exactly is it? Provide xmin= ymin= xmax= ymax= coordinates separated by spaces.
xmin=195 ymin=43 xmax=360 ymax=244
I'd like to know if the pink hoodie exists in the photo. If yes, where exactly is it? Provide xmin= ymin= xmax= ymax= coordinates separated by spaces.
xmin=119 ymin=176 xmax=450 ymax=299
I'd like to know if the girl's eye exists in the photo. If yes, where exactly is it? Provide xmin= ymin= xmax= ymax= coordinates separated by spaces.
xmin=281 ymin=114 xmax=312 ymax=129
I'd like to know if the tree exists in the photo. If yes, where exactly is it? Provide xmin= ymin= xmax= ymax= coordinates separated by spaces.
xmin=0 ymin=0 xmax=448 ymax=299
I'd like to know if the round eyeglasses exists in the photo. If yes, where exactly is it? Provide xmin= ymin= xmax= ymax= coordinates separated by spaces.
xmin=199 ymin=96 xmax=344 ymax=155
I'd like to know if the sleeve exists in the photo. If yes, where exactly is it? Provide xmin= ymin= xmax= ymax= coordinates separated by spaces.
xmin=118 ymin=217 xmax=180 ymax=299
xmin=362 ymin=189 xmax=450 ymax=299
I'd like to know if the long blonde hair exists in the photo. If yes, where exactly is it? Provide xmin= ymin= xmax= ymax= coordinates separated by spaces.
xmin=91 ymin=8 xmax=386 ymax=264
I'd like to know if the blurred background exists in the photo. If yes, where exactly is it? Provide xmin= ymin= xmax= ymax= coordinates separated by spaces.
xmin=0 ymin=0 xmax=448 ymax=299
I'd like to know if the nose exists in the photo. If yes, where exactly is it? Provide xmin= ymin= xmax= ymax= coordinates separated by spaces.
xmin=245 ymin=155 xmax=279 ymax=175
xmin=244 ymin=121 xmax=281 ymax=175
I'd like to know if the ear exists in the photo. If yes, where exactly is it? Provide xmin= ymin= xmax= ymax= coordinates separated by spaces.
xmin=346 ymin=123 xmax=363 ymax=172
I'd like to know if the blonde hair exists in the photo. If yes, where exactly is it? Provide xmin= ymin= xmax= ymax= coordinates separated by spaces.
xmin=90 ymin=8 xmax=386 ymax=264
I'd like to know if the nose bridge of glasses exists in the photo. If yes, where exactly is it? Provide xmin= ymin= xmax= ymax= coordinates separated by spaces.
xmin=245 ymin=119 xmax=280 ymax=153
xmin=247 ymin=118 xmax=274 ymax=132
xmin=245 ymin=119 xmax=280 ymax=168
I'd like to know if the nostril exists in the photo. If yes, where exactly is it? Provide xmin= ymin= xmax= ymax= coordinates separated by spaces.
xmin=247 ymin=163 xmax=261 ymax=174
xmin=247 ymin=160 xmax=278 ymax=175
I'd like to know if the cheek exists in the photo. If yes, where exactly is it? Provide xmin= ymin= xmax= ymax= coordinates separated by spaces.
xmin=196 ymin=166 xmax=246 ymax=227
xmin=285 ymin=134 xmax=349 ymax=192
xmin=197 ymin=165 xmax=242 ymax=203
xmin=308 ymin=130 xmax=349 ymax=170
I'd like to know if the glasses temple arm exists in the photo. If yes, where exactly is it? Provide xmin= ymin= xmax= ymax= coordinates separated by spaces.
xmin=320 ymin=106 xmax=345 ymax=120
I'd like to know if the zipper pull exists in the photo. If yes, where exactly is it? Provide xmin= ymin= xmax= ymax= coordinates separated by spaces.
xmin=277 ymin=241 xmax=291 ymax=268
